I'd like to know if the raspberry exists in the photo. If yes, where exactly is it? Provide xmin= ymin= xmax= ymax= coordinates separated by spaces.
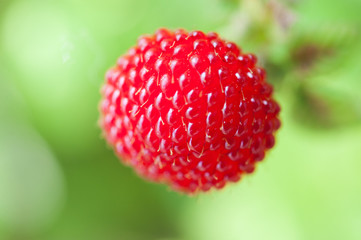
xmin=100 ymin=29 xmax=280 ymax=194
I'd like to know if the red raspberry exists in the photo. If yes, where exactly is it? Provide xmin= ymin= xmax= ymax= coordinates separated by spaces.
xmin=100 ymin=29 xmax=280 ymax=194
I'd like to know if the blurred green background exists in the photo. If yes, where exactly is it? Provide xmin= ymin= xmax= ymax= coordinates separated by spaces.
xmin=1 ymin=0 xmax=361 ymax=239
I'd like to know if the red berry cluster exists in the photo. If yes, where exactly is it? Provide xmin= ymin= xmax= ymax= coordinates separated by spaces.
xmin=100 ymin=28 xmax=280 ymax=194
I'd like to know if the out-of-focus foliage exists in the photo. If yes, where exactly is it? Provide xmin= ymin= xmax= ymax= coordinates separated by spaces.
xmin=0 ymin=0 xmax=360 ymax=240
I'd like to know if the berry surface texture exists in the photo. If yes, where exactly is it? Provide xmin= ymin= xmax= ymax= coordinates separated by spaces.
xmin=100 ymin=28 xmax=281 ymax=194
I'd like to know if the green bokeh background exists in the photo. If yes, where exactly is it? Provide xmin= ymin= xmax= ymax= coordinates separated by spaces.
xmin=1 ymin=0 xmax=361 ymax=239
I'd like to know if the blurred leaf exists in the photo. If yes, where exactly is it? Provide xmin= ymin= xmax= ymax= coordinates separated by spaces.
xmin=289 ymin=24 xmax=357 ymax=73
xmin=0 ymin=120 xmax=65 ymax=238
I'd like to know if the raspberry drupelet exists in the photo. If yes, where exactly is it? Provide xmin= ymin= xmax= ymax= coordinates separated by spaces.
xmin=100 ymin=28 xmax=280 ymax=194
